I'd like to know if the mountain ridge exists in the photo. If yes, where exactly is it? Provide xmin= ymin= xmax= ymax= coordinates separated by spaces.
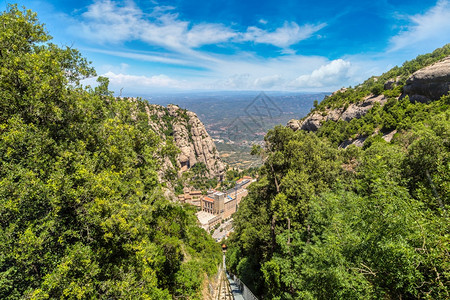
xmin=287 ymin=45 xmax=450 ymax=148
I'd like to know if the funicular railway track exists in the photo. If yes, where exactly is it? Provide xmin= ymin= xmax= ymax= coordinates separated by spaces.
xmin=217 ymin=269 xmax=234 ymax=300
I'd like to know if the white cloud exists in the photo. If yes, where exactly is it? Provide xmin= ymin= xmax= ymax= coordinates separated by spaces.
xmin=72 ymin=1 xmax=353 ymax=92
xmin=76 ymin=0 xmax=233 ymax=51
xmin=241 ymin=22 xmax=326 ymax=48
xmin=289 ymin=59 xmax=352 ymax=88
xmin=186 ymin=23 xmax=237 ymax=47
xmin=103 ymin=71 xmax=187 ymax=89
xmin=85 ymin=48 xmax=193 ymax=65
xmin=389 ymin=0 xmax=450 ymax=52
xmin=213 ymin=74 xmax=284 ymax=90
xmin=44 ymin=0 xmax=450 ymax=93
xmin=79 ymin=0 xmax=142 ymax=43
xmin=75 ymin=0 xmax=324 ymax=51
xmin=220 ymin=74 xmax=252 ymax=89
xmin=89 ymin=49 xmax=361 ymax=92
xmin=253 ymin=75 xmax=283 ymax=89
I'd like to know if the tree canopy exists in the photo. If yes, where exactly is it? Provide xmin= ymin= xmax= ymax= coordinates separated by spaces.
xmin=0 ymin=5 xmax=221 ymax=299
xmin=226 ymin=64 xmax=449 ymax=299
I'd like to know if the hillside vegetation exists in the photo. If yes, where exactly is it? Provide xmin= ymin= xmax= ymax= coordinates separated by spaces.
xmin=316 ymin=44 xmax=450 ymax=111
xmin=226 ymin=48 xmax=450 ymax=298
xmin=312 ymin=44 xmax=450 ymax=145
xmin=0 ymin=6 xmax=220 ymax=299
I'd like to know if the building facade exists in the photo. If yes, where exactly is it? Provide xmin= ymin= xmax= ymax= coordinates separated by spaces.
xmin=183 ymin=177 xmax=256 ymax=231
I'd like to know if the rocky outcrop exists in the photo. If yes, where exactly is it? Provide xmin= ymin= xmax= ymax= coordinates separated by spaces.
xmin=287 ymin=119 xmax=301 ymax=131
xmin=338 ymin=129 xmax=397 ymax=149
xmin=289 ymin=94 xmax=387 ymax=132
xmin=145 ymin=103 xmax=225 ymax=179
xmin=402 ymin=56 xmax=450 ymax=102
xmin=381 ymin=129 xmax=397 ymax=143
xmin=340 ymin=95 xmax=387 ymax=121
xmin=338 ymin=136 xmax=367 ymax=149
xmin=384 ymin=76 xmax=401 ymax=90
xmin=331 ymin=87 xmax=348 ymax=96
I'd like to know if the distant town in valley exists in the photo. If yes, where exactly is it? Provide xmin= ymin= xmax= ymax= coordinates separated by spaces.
xmin=146 ymin=91 xmax=327 ymax=168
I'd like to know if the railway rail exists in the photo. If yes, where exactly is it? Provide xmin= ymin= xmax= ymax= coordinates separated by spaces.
xmin=217 ymin=270 xmax=234 ymax=300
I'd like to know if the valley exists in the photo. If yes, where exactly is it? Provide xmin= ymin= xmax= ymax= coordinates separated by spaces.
xmin=146 ymin=91 xmax=325 ymax=168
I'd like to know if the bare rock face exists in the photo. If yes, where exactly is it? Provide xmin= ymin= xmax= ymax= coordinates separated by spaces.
xmin=340 ymin=94 xmax=387 ymax=121
xmin=293 ymin=94 xmax=387 ymax=132
xmin=403 ymin=56 xmax=450 ymax=102
xmin=338 ymin=129 xmax=397 ymax=149
xmin=381 ymin=129 xmax=397 ymax=143
xmin=287 ymin=119 xmax=301 ymax=131
xmin=299 ymin=112 xmax=329 ymax=131
xmin=384 ymin=76 xmax=401 ymax=90
xmin=145 ymin=103 xmax=225 ymax=179
xmin=175 ymin=108 xmax=225 ymax=177
xmin=338 ymin=136 xmax=367 ymax=149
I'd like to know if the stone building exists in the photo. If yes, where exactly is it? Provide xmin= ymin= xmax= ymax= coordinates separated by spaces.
xmin=177 ymin=189 xmax=203 ymax=208
xmin=196 ymin=210 xmax=221 ymax=231
xmin=184 ymin=176 xmax=256 ymax=231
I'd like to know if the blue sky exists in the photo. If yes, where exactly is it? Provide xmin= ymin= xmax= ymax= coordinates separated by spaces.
xmin=6 ymin=0 xmax=450 ymax=94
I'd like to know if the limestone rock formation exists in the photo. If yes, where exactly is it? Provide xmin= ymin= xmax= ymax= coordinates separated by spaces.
xmin=340 ymin=94 xmax=387 ymax=121
xmin=292 ymin=94 xmax=387 ymax=132
xmin=384 ymin=76 xmax=401 ymax=90
xmin=403 ymin=56 xmax=450 ymax=102
xmin=338 ymin=136 xmax=367 ymax=149
xmin=144 ymin=103 xmax=225 ymax=179
xmin=338 ymin=129 xmax=397 ymax=149
xmin=287 ymin=119 xmax=301 ymax=131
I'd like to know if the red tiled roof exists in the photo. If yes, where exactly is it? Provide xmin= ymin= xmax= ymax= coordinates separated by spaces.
xmin=203 ymin=196 xmax=214 ymax=203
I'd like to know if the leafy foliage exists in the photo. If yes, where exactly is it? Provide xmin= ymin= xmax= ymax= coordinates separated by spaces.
xmin=0 ymin=5 xmax=220 ymax=299
xmin=227 ymin=55 xmax=450 ymax=298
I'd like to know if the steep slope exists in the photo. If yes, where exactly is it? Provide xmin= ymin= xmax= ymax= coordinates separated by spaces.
xmin=288 ymin=93 xmax=387 ymax=132
xmin=127 ymin=99 xmax=226 ymax=196
xmin=144 ymin=103 xmax=225 ymax=178
xmin=226 ymin=46 xmax=449 ymax=299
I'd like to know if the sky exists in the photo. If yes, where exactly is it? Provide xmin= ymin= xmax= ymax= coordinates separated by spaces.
xmin=6 ymin=0 xmax=450 ymax=94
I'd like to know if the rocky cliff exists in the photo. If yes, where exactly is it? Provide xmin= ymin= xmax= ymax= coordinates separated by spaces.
xmin=143 ymin=103 xmax=225 ymax=179
xmin=288 ymin=93 xmax=387 ymax=132
xmin=402 ymin=55 xmax=450 ymax=102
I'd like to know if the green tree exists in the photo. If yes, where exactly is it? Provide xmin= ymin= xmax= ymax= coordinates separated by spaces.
xmin=0 ymin=5 xmax=221 ymax=299
xmin=227 ymin=103 xmax=449 ymax=299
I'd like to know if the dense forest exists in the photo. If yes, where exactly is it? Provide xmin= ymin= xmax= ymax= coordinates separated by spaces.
xmin=0 ymin=6 xmax=221 ymax=299
xmin=226 ymin=47 xmax=449 ymax=298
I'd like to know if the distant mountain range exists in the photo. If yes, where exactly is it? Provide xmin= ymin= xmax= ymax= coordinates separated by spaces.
xmin=144 ymin=91 xmax=327 ymax=168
